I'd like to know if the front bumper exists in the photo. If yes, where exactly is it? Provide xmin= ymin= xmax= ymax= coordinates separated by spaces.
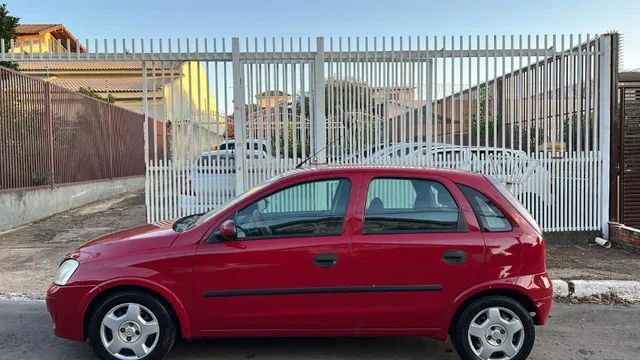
xmin=46 ymin=283 xmax=97 ymax=341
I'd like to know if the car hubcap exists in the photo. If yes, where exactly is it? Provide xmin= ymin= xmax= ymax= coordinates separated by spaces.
xmin=468 ymin=306 xmax=524 ymax=360
xmin=100 ymin=303 xmax=160 ymax=359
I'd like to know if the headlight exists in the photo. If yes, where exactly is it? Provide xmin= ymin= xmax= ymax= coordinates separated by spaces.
xmin=54 ymin=259 xmax=79 ymax=286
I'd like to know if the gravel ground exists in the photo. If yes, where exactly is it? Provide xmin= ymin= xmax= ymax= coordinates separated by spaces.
xmin=0 ymin=190 xmax=638 ymax=296
xmin=546 ymin=237 xmax=640 ymax=281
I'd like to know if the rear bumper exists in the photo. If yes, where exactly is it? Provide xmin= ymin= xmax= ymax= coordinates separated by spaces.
xmin=531 ymin=272 xmax=553 ymax=325
xmin=533 ymin=295 xmax=553 ymax=326
xmin=46 ymin=283 xmax=97 ymax=341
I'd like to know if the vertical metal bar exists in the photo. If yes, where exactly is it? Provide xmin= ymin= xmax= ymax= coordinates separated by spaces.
xmin=576 ymin=34 xmax=584 ymax=228
xmin=451 ymin=35 xmax=456 ymax=147
xmin=45 ymin=82 xmax=55 ymax=187
xmin=142 ymin=60 xmax=151 ymax=222
xmin=245 ymin=38 xmax=255 ymax=188
xmin=290 ymin=39 xmax=298 ymax=167
xmin=232 ymin=38 xmax=246 ymax=193
xmin=587 ymin=43 xmax=593 ymax=229
xmin=477 ymin=36 xmax=481 ymax=149
xmin=469 ymin=36 xmax=473 ymax=150
xmin=425 ymin=36 xmax=432 ymax=166
xmin=484 ymin=35 xmax=489 ymax=152
xmin=282 ymin=38 xmax=290 ymax=168
xmin=599 ymin=35 xmax=612 ymax=237
xmin=443 ymin=36 xmax=447 ymax=147
xmin=108 ymin=104 xmax=113 ymax=179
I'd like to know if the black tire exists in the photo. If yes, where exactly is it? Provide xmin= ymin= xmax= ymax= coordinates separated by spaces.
xmin=451 ymin=296 xmax=535 ymax=360
xmin=88 ymin=291 xmax=177 ymax=360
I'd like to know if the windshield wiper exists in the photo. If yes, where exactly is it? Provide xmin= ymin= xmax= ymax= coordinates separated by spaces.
xmin=172 ymin=213 xmax=204 ymax=232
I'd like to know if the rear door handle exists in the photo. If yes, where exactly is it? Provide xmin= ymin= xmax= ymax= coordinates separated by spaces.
xmin=314 ymin=253 xmax=338 ymax=268
xmin=442 ymin=250 xmax=467 ymax=264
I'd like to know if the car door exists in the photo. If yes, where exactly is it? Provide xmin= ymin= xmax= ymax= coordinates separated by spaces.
xmin=192 ymin=175 xmax=359 ymax=334
xmin=348 ymin=173 xmax=484 ymax=333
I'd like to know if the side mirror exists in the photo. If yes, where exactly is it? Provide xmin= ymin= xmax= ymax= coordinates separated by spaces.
xmin=218 ymin=219 xmax=237 ymax=241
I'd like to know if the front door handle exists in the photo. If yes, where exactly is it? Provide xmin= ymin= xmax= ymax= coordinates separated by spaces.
xmin=442 ymin=250 xmax=467 ymax=264
xmin=314 ymin=253 xmax=339 ymax=268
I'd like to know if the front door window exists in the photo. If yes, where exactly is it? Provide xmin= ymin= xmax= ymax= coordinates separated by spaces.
xmin=234 ymin=179 xmax=352 ymax=239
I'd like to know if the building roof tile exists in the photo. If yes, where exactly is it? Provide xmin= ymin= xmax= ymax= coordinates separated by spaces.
xmin=49 ymin=77 xmax=164 ymax=93
xmin=17 ymin=60 xmax=174 ymax=71
xmin=16 ymin=24 xmax=65 ymax=35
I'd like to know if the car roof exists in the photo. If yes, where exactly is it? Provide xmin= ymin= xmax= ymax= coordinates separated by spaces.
xmin=281 ymin=164 xmax=487 ymax=182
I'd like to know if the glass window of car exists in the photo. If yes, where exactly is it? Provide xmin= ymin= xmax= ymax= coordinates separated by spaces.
xmin=233 ymin=179 xmax=351 ymax=239
xmin=458 ymin=184 xmax=512 ymax=232
xmin=195 ymin=153 xmax=235 ymax=173
xmin=363 ymin=178 xmax=461 ymax=234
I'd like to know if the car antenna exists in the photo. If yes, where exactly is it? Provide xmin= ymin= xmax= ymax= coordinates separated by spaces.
xmin=295 ymin=135 xmax=342 ymax=169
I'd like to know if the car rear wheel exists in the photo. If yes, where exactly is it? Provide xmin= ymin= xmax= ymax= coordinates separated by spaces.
xmin=451 ymin=296 xmax=535 ymax=360
xmin=88 ymin=291 xmax=176 ymax=360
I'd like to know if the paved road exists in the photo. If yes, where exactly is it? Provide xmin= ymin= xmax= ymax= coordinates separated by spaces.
xmin=0 ymin=300 xmax=638 ymax=360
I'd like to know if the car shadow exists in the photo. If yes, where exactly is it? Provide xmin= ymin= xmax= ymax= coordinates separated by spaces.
xmin=169 ymin=336 xmax=459 ymax=359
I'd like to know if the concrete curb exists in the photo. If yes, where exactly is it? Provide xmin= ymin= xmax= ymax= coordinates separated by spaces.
xmin=552 ymin=279 xmax=640 ymax=302
xmin=0 ymin=293 xmax=45 ymax=302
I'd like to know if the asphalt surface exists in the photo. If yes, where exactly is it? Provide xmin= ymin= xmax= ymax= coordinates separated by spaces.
xmin=0 ymin=300 xmax=638 ymax=360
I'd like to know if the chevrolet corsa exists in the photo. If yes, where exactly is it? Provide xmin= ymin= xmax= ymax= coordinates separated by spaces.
xmin=46 ymin=166 xmax=552 ymax=360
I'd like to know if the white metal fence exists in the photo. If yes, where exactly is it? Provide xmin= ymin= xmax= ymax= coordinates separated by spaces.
xmin=2 ymin=34 xmax=614 ymax=233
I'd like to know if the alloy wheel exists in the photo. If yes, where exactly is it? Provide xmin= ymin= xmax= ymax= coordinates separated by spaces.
xmin=99 ymin=303 xmax=160 ymax=359
xmin=467 ymin=306 xmax=525 ymax=360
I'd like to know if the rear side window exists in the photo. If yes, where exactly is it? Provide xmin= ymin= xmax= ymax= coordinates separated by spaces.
xmin=459 ymin=185 xmax=512 ymax=232
xmin=363 ymin=178 xmax=461 ymax=234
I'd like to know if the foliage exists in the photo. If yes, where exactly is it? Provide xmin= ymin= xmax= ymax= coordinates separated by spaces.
xmin=78 ymin=87 xmax=115 ymax=103
xmin=291 ymin=78 xmax=381 ymax=158
xmin=294 ymin=78 xmax=379 ymax=120
xmin=31 ymin=173 xmax=51 ymax=186
xmin=0 ymin=3 xmax=18 ymax=70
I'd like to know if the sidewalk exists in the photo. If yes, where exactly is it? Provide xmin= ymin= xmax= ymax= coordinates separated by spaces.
xmin=0 ymin=191 xmax=146 ymax=295
xmin=0 ymin=191 xmax=639 ymax=300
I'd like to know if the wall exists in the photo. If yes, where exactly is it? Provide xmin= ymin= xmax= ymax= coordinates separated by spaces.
xmin=609 ymin=222 xmax=640 ymax=252
xmin=0 ymin=176 xmax=144 ymax=231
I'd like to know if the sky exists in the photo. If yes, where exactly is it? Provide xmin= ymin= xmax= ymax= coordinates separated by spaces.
xmin=6 ymin=0 xmax=640 ymax=69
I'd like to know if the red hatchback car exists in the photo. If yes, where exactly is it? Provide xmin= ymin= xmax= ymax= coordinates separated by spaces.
xmin=46 ymin=166 xmax=552 ymax=360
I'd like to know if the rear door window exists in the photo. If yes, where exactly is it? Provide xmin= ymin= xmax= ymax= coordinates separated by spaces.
xmin=363 ymin=178 xmax=462 ymax=233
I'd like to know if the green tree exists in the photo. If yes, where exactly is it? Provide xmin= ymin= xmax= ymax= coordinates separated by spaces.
xmin=0 ymin=3 xmax=19 ymax=71
xmin=292 ymin=78 xmax=381 ymax=158
xmin=470 ymin=87 xmax=496 ymax=147
xmin=78 ymin=87 xmax=115 ymax=103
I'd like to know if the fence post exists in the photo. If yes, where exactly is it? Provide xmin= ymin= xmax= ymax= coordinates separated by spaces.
xmin=45 ymin=82 xmax=55 ymax=188
xmin=598 ymin=34 xmax=613 ymax=238
xmin=232 ymin=37 xmax=246 ymax=194
xmin=608 ymin=33 xmax=621 ymax=226
xmin=108 ymin=104 xmax=114 ymax=180
xmin=313 ymin=37 xmax=327 ymax=163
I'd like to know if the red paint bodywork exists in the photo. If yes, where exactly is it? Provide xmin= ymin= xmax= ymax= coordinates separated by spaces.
xmin=46 ymin=166 xmax=552 ymax=343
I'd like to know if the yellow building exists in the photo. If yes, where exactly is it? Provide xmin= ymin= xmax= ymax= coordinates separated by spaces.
xmin=12 ymin=24 xmax=225 ymax=160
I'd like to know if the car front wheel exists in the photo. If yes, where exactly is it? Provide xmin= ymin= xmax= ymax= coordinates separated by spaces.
xmin=452 ymin=295 xmax=535 ymax=360
xmin=88 ymin=291 xmax=176 ymax=360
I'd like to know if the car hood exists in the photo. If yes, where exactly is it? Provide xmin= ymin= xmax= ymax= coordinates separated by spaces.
xmin=73 ymin=221 xmax=179 ymax=259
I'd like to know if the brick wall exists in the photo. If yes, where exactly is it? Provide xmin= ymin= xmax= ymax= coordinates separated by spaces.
xmin=609 ymin=222 xmax=640 ymax=250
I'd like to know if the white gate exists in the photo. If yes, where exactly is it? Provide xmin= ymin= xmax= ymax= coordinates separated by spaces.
xmin=2 ymin=34 xmax=614 ymax=233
